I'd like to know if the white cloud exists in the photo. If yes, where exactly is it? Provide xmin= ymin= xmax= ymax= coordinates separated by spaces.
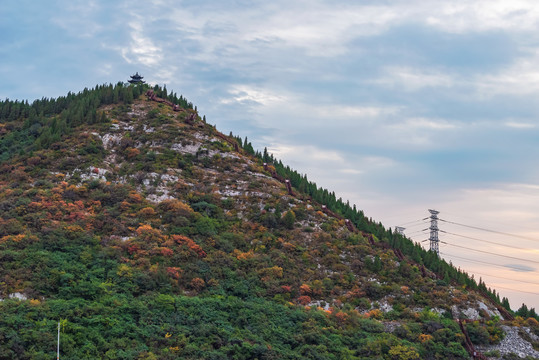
xmin=313 ymin=105 xmax=399 ymax=119
xmin=424 ymin=0 xmax=539 ymax=33
xmin=153 ymin=66 xmax=178 ymax=85
xmin=165 ymin=3 xmax=402 ymax=58
xmin=163 ymin=1 xmax=539 ymax=63
xmin=400 ymin=117 xmax=458 ymax=130
xmin=266 ymin=143 xmax=399 ymax=187
xmin=505 ymin=121 xmax=536 ymax=129
xmin=121 ymin=21 xmax=163 ymax=67
xmin=249 ymin=4 xmax=404 ymax=56
xmin=375 ymin=51 xmax=539 ymax=99
xmin=220 ymin=85 xmax=287 ymax=106
xmin=371 ymin=116 xmax=461 ymax=148
xmin=474 ymin=50 xmax=539 ymax=97
xmin=340 ymin=168 xmax=363 ymax=175
xmin=114 ymin=0 xmax=539 ymax=106
xmin=376 ymin=66 xmax=455 ymax=91
xmin=268 ymin=143 xmax=345 ymax=164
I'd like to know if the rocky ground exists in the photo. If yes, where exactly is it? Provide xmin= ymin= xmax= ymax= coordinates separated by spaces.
xmin=478 ymin=325 xmax=539 ymax=359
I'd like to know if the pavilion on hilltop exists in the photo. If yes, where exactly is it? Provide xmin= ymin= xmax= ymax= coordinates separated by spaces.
xmin=128 ymin=72 xmax=145 ymax=84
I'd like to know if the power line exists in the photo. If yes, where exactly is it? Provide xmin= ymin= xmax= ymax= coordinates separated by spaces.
xmin=441 ymin=209 xmax=539 ymax=233
xmin=398 ymin=220 xmax=430 ymax=231
xmin=439 ymin=218 xmax=539 ymax=242
xmin=441 ymin=241 xmax=539 ymax=264
xmin=488 ymin=284 xmax=539 ymax=296
xmin=440 ymin=230 xmax=533 ymax=251
xmin=406 ymin=229 xmax=428 ymax=236
xmin=397 ymin=217 xmax=429 ymax=227
xmin=466 ymin=270 xmax=539 ymax=286
xmin=426 ymin=212 xmax=539 ymax=298
xmin=440 ymin=252 xmax=539 ymax=296
xmin=403 ymin=222 xmax=430 ymax=230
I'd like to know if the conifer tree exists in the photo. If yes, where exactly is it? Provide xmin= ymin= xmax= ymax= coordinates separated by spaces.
xmin=282 ymin=210 xmax=296 ymax=229
xmin=517 ymin=303 xmax=529 ymax=318
xmin=501 ymin=297 xmax=510 ymax=311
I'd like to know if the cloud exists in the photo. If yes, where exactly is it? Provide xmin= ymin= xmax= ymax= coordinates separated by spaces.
xmin=220 ymin=85 xmax=287 ymax=106
xmin=505 ymin=121 xmax=536 ymax=129
xmin=265 ymin=142 xmax=397 ymax=179
xmin=367 ymin=116 xmax=461 ymax=148
xmin=376 ymin=66 xmax=455 ymax=91
xmin=340 ymin=168 xmax=363 ymax=175
xmin=109 ymin=0 xmax=539 ymax=110
xmin=246 ymin=4 xmax=405 ymax=56
xmin=121 ymin=21 xmax=163 ymax=67
xmin=474 ymin=50 xmax=539 ymax=97
xmin=372 ymin=51 xmax=539 ymax=101
xmin=159 ymin=0 xmax=537 ymax=64
xmin=313 ymin=105 xmax=400 ymax=120
xmin=504 ymin=264 xmax=536 ymax=272
xmin=394 ymin=117 xmax=458 ymax=130
xmin=268 ymin=143 xmax=345 ymax=164
xmin=424 ymin=0 xmax=539 ymax=33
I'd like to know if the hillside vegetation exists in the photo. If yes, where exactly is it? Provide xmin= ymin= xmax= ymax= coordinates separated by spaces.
xmin=0 ymin=82 xmax=538 ymax=359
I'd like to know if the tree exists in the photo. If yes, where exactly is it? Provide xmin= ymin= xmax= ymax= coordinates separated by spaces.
xmin=388 ymin=344 xmax=420 ymax=360
xmin=517 ymin=303 xmax=529 ymax=318
xmin=282 ymin=210 xmax=296 ymax=229
xmin=373 ymin=256 xmax=382 ymax=272
xmin=501 ymin=297 xmax=511 ymax=311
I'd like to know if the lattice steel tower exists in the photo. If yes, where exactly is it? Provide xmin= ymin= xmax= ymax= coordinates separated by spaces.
xmin=428 ymin=209 xmax=440 ymax=256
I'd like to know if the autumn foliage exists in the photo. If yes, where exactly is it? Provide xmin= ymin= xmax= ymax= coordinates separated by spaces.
xmin=171 ymin=234 xmax=206 ymax=258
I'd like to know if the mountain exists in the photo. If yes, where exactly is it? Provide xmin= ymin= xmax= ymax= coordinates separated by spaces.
xmin=0 ymin=82 xmax=538 ymax=359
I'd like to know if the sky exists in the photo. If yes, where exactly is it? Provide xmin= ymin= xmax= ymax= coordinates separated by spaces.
xmin=2 ymin=0 xmax=539 ymax=310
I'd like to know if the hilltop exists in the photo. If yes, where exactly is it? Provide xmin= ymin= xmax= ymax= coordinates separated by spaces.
xmin=0 ymin=82 xmax=538 ymax=359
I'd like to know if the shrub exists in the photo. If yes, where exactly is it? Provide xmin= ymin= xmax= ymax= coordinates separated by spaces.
xmin=466 ymin=322 xmax=490 ymax=345
xmin=282 ymin=210 xmax=296 ymax=229
xmin=388 ymin=344 xmax=420 ymax=360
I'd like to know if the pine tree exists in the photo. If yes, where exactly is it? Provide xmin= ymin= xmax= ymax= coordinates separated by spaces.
xmin=501 ymin=297 xmax=511 ymax=311
xmin=98 ymin=111 xmax=108 ymax=123
xmin=443 ymin=271 xmax=450 ymax=285
xmin=124 ymin=87 xmax=134 ymax=104
xmin=516 ymin=303 xmax=529 ymax=318
xmin=282 ymin=210 xmax=296 ymax=229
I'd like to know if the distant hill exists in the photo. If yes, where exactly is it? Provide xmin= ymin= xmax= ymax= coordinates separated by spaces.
xmin=0 ymin=82 xmax=538 ymax=359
